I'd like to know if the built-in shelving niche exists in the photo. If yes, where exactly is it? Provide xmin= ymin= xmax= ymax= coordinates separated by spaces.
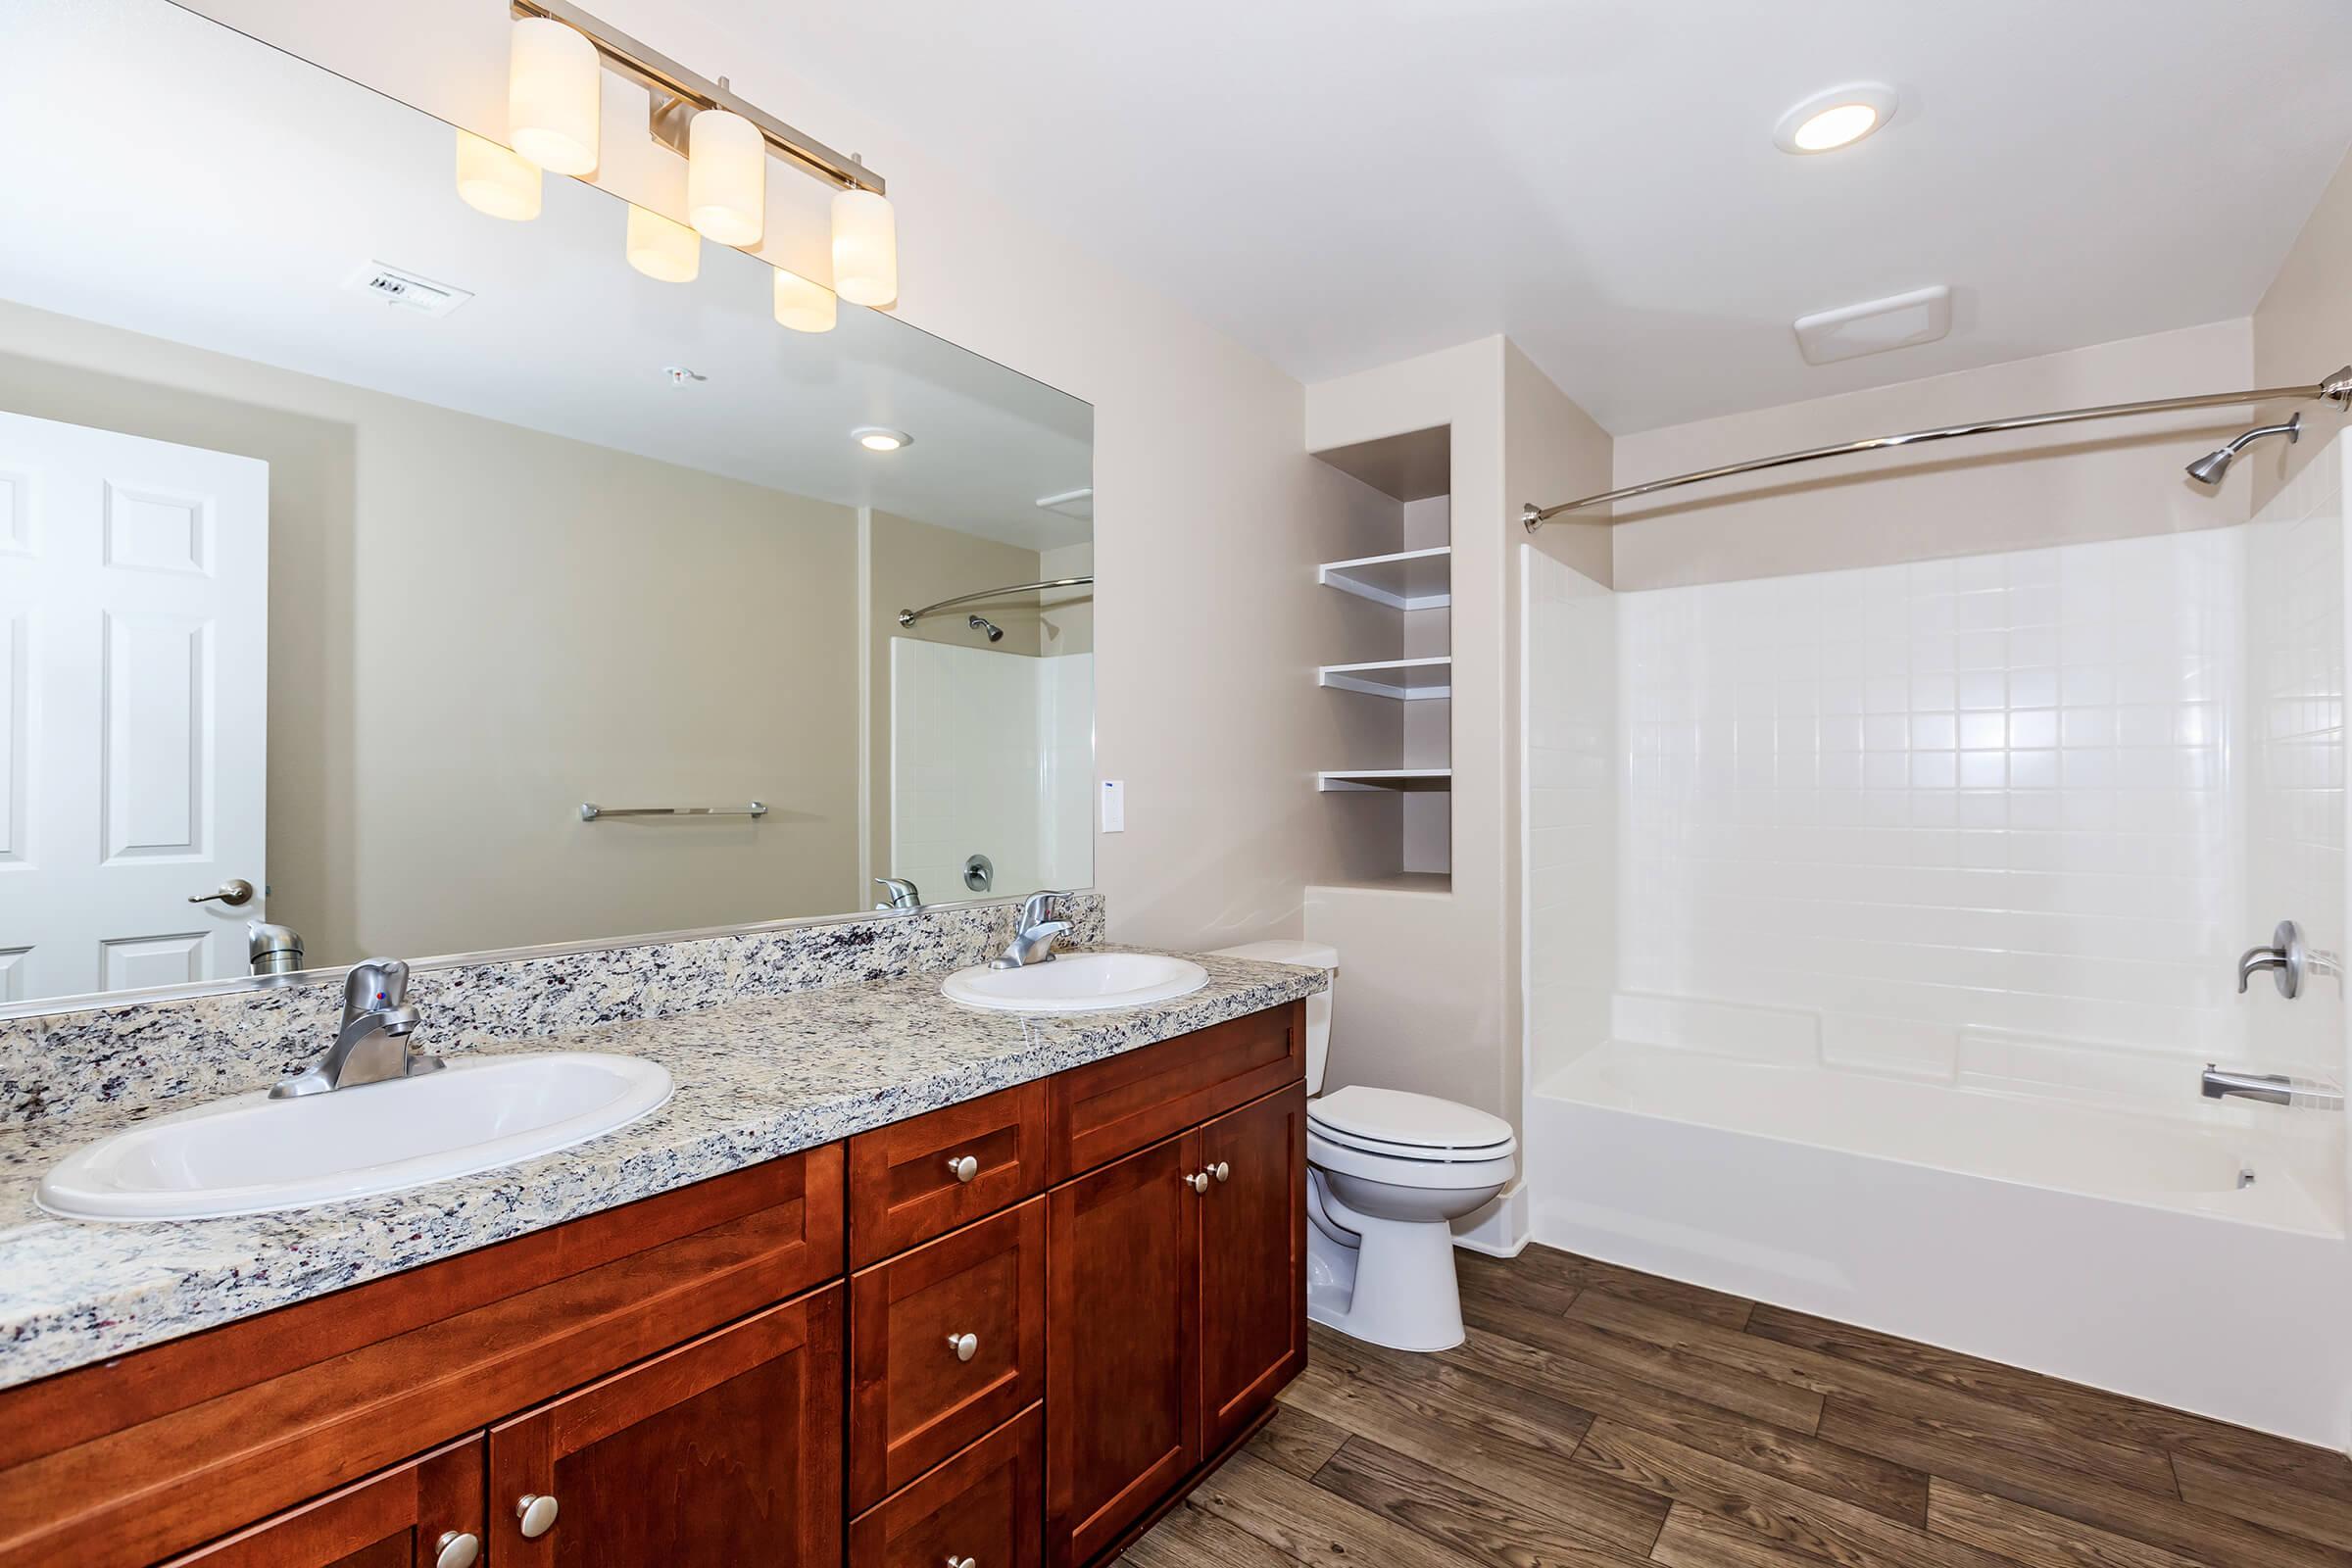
xmin=1310 ymin=423 xmax=1450 ymax=888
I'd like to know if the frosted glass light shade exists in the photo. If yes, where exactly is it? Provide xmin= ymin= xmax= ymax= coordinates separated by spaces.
xmin=830 ymin=188 xmax=898 ymax=307
xmin=455 ymin=130 xmax=542 ymax=221
xmin=772 ymin=268 xmax=837 ymax=334
xmin=626 ymin=205 xmax=701 ymax=282
xmin=508 ymin=18 xmax=601 ymax=175
xmin=688 ymin=109 xmax=765 ymax=245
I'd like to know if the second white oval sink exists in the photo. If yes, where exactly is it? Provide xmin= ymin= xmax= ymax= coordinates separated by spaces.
xmin=36 ymin=1052 xmax=672 ymax=1221
xmin=943 ymin=952 xmax=1209 ymax=1013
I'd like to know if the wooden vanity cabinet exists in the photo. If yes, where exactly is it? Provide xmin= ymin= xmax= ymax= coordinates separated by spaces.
xmin=0 ymin=1001 xmax=1309 ymax=1568
xmin=159 ymin=1437 xmax=482 ymax=1568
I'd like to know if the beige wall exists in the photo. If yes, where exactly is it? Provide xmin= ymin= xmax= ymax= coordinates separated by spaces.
xmin=0 ymin=300 xmax=861 ymax=963
xmin=2253 ymin=145 xmax=2352 ymax=514
xmin=1609 ymin=319 xmax=2257 ymax=591
xmin=865 ymin=510 xmax=1044 ymax=891
xmin=191 ymin=0 xmax=1408 ymax=955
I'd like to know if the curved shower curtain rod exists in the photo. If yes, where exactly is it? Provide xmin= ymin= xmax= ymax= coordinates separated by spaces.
xmin=1521 ymin=364 xmax=2352 ymax=531
xmin=896 ymin=574 xmax=1094 ymax=628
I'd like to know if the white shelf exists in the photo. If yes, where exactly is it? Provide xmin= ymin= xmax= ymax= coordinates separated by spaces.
xmin=1318 ymin=546 xmax=1451 ymax=611
xmin=1317 ymin=768 xmax=1453 ymax=793
xmin=1318 ymin=656 xmax=1451 ymax=701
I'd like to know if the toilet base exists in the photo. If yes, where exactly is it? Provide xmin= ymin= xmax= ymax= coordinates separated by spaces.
xmin=1304 ymin=1176 xmax=1470 ymax=1352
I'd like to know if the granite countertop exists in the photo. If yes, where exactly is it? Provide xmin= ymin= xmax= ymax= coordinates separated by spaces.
xmin=0 ymin=950 xmax=1325 ymax=1392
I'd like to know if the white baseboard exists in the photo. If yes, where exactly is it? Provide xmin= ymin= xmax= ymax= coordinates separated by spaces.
xmin=1449 ymin=1180 xmax=1530 ymax=1257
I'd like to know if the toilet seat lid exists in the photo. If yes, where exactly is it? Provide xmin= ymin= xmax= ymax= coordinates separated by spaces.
xmin=1308 ymin=1086 xmax=1514 ymax=1157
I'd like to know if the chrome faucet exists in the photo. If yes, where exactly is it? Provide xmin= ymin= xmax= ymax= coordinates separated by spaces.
xmin=873 ymin=876 xmax=922 ymax=911
xmin=991 ymin=891 xmax=1072 ymax=969
xmin=2202 ymin=1064 xmax=2345 ymax=1113
xmin=270 ymin=958 xmax=443 ymax=1099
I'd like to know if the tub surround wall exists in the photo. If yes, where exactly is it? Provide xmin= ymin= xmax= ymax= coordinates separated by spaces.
xmin=0 ymin=896 xmax=1104 ymax=1129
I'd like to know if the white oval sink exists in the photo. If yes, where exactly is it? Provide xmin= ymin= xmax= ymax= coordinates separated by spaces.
xmin=36 ymin=1052 xmax=672 ymax=1221
xmin=942 ymin=952 xmax=1209 ymax=1013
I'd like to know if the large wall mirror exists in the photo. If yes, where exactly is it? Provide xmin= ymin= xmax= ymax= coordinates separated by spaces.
xmin=0 ymin=0 xmax=1094 ymax=1009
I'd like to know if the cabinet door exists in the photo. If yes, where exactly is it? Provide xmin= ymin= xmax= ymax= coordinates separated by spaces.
xmin=162 ymin=1437 xmax=482 ymax=1568
xmin=1197 ymin=1084 xmax=1309 ymax=1451
xmin=489 ymin=1286 xmax=842 ymax=1568
xmin=1045 ymin=1130 xmax=1200 ymax=1568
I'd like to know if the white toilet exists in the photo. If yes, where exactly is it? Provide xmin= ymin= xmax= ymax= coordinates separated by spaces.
xmin=1209 ymin=941 xmax=1516 ymax=1351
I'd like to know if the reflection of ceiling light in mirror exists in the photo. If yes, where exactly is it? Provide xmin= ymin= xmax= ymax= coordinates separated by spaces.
xmin=508 ymin=18 xmax=602 ymax=175
xmin=688 ymin=109 xmax=765 ymax=245
xmin=853 ymin=426 xmax=911 ymax=452
xmin=454 ymin=130 xmax=542 ymax=221
xmin=831 ymin=187 xmax=898 ymax=307
xmin=1773 ymin=82 xmax=1898 ymax=154
xmin=772 ymin=267 xmax=837 ymax=333
xmin=626 ymin=205 xmax=701 ymax=282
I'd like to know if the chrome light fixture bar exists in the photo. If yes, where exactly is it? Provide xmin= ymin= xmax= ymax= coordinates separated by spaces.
xmin=509 ymin=0 xmax=884 ymax=195
xmin=1522 ymin=365 xmax=2352 ymax=530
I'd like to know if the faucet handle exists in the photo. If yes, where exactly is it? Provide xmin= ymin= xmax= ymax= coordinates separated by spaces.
xmin=342 ymin=956 xmax=412 ymax=1015
xmin=1018 ymin=890 xmax=1069 ymax=930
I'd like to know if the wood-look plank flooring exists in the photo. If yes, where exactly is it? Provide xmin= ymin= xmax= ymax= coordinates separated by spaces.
xmin=1117 ymin=1244 xmax=2352 ymax=1568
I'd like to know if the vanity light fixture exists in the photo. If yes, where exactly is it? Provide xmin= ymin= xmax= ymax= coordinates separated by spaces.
xmin=508 ymin=17 xmax=602 ymax=175
xmin=853 ymin=426 xmax=911 ymax=453
xmin=1774 ymin=82 xmax=1899 ymax=154
xmin=455 ymin=130 xmax=543 ymax=220
xmin=483 ymin=1 xmax=896 ymax=327
xmin=625 ymin=204 xmax=701 ymax=282
xmin=773 ymin=267 xmax=839 ymax=334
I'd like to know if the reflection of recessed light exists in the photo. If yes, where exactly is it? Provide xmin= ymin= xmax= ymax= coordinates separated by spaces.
xmin=1774 ymin=82 xmax=1898 ymax=154
xmin=854 ymin=426 xmax=911 ymax=452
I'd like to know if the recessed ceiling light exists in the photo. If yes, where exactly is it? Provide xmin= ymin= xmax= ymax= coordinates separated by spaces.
xmin=1774 ymin=82 xmax=1898 ymax=154
xmin=854 ymin=426 xmax=911 ymax=452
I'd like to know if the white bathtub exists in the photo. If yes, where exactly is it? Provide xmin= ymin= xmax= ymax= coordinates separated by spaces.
xmin=1525 ymin=1042 xmax=2352 ymax=1446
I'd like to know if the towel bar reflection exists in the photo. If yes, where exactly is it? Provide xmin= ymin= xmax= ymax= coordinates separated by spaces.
xmin=579 ymin=802 xmax=768 ymax=821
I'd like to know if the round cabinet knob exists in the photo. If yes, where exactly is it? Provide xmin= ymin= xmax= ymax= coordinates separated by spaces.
xmin=434 ymin=1532 xmax=482 ymax=1568
xmin=948 ymin=1556 xmax=978 ymax=1568
xmin=515 ymin=1494 xmax=560 ymax=1540
xmin=948 ymin=1332 xmax=979 ymax=1362
xmin=1185 ymin=1171 xmax=1210 ymax=1194
xmin=948 ymin=1153 xmax=980 ymax=1184
xmin=1210 ymin=1161 xmax=1232 ymax=1184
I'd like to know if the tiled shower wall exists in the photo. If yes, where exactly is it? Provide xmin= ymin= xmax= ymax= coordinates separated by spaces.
xmin=1526 ymin=438 xmax=2347 ymax=1103
xmin=2243 ymin=444 xmax=2347 ymax=1082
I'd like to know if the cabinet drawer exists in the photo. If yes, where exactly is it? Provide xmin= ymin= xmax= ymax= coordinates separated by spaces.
xmin=849 ymin=1404 xmax=1043 ymax=1568
xmin=1048 ymin=1002 xmax=1304 ymax=1181
xmin=848 ymin=1080 xmax=1049 ymax=1267
xmin=851 ymin=1197 xmax=1047 ymax=1510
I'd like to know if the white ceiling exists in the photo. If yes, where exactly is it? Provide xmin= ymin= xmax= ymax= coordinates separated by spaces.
xmin=0 ymin=0 xmax=1093 ymax=553
xmin=671 ymin=0 xmax=2352 ymax=433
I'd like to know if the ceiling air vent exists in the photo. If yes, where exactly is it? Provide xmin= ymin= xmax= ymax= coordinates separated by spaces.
xmin=1792 ymin=285 xmax=1950 ymax=366
xmin=343 ymin=262 xmax=474 ymax=318
xmin=1035 ymin=486 xmax=1094 ymax=521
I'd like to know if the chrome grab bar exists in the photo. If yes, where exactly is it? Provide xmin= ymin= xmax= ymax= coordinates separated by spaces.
xmin=579 ymin=802 xmax=768 ymax=821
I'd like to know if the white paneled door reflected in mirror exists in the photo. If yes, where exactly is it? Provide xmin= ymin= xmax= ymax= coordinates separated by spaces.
xmin=0 ymin=0 xmax=1092 ymax=1010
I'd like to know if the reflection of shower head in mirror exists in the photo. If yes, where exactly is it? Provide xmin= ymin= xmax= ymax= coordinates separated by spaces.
xmin=968 ymin=614 xmax=1004 ymax=642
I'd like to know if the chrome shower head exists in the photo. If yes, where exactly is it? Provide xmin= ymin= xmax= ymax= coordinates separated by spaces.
xmin=2187 ymin=412 xmax=2300 ymax=486
xmin=968 ymin=614 xmax=1004 ymax=642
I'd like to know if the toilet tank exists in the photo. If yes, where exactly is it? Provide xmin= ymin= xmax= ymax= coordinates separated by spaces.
xmin=1206 ymin=940 xmax=1338 ymax=1094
